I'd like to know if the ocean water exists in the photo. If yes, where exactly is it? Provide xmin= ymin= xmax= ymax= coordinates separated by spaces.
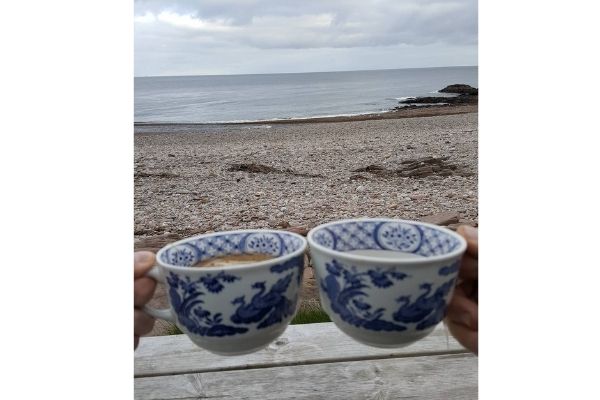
xmin=134 ymin=66 xmax=477 ymax=123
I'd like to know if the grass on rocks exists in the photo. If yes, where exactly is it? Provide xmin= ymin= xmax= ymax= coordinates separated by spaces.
xmin=290 ymin=308 xmax=331 ymax=324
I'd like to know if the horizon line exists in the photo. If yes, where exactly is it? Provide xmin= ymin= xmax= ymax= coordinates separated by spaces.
xmin=134 ymin=65 xmax=478 ymax=79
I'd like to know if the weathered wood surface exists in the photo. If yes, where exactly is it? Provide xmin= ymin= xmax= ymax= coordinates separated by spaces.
xmin=135 ymin=322 xmax=466 ymax=377
xmin=135 ymin=352 xmax=477 ymax=400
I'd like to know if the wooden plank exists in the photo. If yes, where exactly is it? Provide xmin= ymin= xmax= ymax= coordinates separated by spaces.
xmin=135 ymin=352 xmax=477 ymax=400
xmin=135 ymin=322 xmax=466 ymax=377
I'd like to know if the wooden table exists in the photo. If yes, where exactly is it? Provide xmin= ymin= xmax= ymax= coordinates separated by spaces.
xmin=135 ymin=322 xmax=477 ymax=399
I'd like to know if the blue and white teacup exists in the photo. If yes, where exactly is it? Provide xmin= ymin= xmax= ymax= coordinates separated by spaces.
xmin=144 ymin=229 xmax=307 ymax=356
xmin=307 ymin=218 xmax=467 ymax=348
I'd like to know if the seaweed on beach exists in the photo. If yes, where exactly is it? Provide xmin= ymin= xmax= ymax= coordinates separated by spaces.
xmin=228 ymin=163 xmax=322 ymax=178
xmin=135 ymin=171 xmax=180 ymax=178
xmin=352 ymin=156 xmax=474 ymax=179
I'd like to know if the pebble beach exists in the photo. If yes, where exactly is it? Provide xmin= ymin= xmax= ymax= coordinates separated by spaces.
xmin=135 ymin=109 xmax=478 ymax=243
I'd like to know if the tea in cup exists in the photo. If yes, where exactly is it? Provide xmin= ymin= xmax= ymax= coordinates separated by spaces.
xmin=144 ymin=229 xmax=307 ymax=355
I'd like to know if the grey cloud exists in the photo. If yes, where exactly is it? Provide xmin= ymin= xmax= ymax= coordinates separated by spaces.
xmin=134 ymin=0 xmax=477 ymax=76
xmin=135 ymin=0 xmax=477 ymax=49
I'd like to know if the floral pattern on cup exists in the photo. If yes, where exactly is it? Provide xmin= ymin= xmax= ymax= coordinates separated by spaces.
xmin=312 ymin=220 xmax=461 ymax=257
xmin=166 ymin=243 xmax=198 ymax=266
xmin=376 ymin=222 xmax=421 ymax=252
xmin=307 ymin=218 xmax=466 ymax=348
xmin=271 ymin=256 xmax=304 ymax=287
xmin=165 ymin=254 xmax=304 ymax=337
xmin=243 ymin=232 xmax=283 ymax=256
xmin=230 ymin=273 xmax=295 ymax=329
xmin=320 ymin=259 xmax=410 ymax=332
xmin=167 ymin=271 xmax=248 ymax=337
xmin=320 ymin=258 xmax=458 ymax=333
xmin=392 ymin=278 xmax=456 ymax=330
xmin=161 ymin=231 xmax=305 ymax=267
xmin=438 ymin=260 xmax=460 ymax=276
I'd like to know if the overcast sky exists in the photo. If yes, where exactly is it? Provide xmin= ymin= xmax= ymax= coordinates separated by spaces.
xmin=134 ymin=0 xmax=477 ymax=77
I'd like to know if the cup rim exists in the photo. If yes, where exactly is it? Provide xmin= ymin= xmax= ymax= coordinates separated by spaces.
xmin=155 ymin=229 xmax=308 ymax=272
xmin=307 ymin=218 xmax=468 ymax=265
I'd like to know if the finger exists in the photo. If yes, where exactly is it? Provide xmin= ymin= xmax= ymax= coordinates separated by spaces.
xmin=134 ymin=277 xmax=157 ymax=307
xmin=134 ymin=251 xmax=156 ymax=279
xmin=458 ymin=254 xmax=478 ymax=281
xmin=446 ymin=319 xmax=478 ymax=354
xmin=457 ymin=225 xmax=478 ymax=258
xmin=134 ymin=309 xmax=156 ymax=336
xmin=452 ymin=282 xmax=467 ymax=297
xmin=447 ymin=292 xmax=478 ymax=330
xmin=458 ymin=279 xmax=478 ymax=303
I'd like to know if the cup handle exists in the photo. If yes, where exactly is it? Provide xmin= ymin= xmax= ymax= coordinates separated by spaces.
xmin=142 ymin=265 xmax=175 ymax=323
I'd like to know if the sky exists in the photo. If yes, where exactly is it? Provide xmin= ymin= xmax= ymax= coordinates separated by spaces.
xmin=134 ymin=0 xmax=478 ymax=77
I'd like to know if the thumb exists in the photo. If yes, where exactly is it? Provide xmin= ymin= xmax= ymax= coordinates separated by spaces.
xmin=134 ymin=251 xmax=156 ymax=279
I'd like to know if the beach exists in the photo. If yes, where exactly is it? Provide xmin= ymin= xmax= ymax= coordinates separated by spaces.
xmin=135 ymin=109 xmax=478 ymax=334
xmin=135 ymin=108 xmax=477 ymax=243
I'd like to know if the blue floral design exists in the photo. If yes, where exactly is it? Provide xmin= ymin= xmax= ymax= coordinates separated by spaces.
xmin=160 ymin=231 xmax=305 ymax=267
xmin=320 ymin=259 xmax=410 ymax=331
xmin=438 ymin=261 xmax=460 ymax=276
xmin=270 ymin=255 xmax=304 ymax=285
xmin=167 ymin=246 xmax=196 ymax=266
xmin=376 ymin=222 xmax=422 ymax=253
xmin=244 ymin=232 xmax=283 ymax=256
xmin=311 ymin=220 xmax=461 ymax=257
xmin=367 ymin=269 xmax=409 ymax=288
xmin=198 ymin=271 xmax=239 ymax=293
xmin=166 ymin=272 xmax=248 ymax=337
xmin=230 ymin=273 xmax=295 ymax=329
xmin=313 ymin=229 xmax=336 ymax=248
xmin=393 ymin=278 xmax=456 ymax=330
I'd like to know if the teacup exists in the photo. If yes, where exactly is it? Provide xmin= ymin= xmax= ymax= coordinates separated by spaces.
xmin=307 ymin=218 xmax=467 ymax=348
xmin=144 ymin=229 xmax=307 ymax=356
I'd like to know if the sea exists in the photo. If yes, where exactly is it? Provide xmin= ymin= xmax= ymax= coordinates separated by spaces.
xmin=134 ymin=66 xmax=477 ymax=124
